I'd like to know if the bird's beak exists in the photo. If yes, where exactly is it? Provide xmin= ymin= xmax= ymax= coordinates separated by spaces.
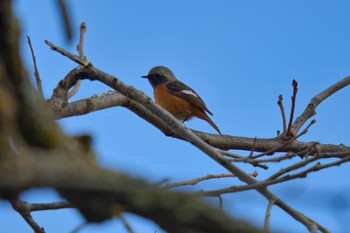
xmin=141 ymin=75 xmax=148 ymax=79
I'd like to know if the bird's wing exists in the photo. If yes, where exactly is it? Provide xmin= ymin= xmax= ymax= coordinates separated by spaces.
xmin=166 ymin=81 xmax=213 ymax=115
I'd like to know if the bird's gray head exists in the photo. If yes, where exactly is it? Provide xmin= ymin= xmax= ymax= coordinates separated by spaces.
xmin=142 ymin=66 xmax=177 ymax=88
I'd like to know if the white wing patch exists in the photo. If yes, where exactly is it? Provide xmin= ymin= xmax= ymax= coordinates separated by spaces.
xmin=181 ymin=90 xmax=198 ymax=97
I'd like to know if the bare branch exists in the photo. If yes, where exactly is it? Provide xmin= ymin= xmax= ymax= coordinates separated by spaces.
xmin=277 ymin=95 xmax=287 ymax=133
xmin=119 ymin=215 xmax=136 ymax=233
xmin=70 ymin=222 xmax=87 ymax=233
xmin=44 ymin=40 xmax=90 ymax=67
xmin=252 ymin=119 xmax=315 ymax=160
xmin=194 ymin=131 xmax=350 ymax=155
xmin=164 ymin=172 xmax=258 ymax=188
xmin=203 ymin=153 xmax=350 ymax=198
xmin=10 ymin=198 xmax=46 ymax=233
xmin=222 ymin=150 xmax=268 ymax=169
xmin=56 ymin=0 xmax=73 ymax=41
xmin=264 ymin=200 xmax=275 ymax=233
xmin=54 ymin=92 xmax=127 ymax=118
xmin=27 ymin=36 xmax=44 ymax=99
xmin=77 ymin=22 xmax=86 ymax=58
xmin=286 ymin=80 xmax=298 ymax=136
xmin=30 ymin=201 xmax=73 ymax=211
xmin=68 ymin=22 xmax=87 ymax=99
xmin=292 ymin=75 xmax=350 ymax=134
xmin=254 ymin=145 xmax=315 ymax=163
xmin=0 ymin=155 xmax=262 ymax=233
xmin=249 ymin=137 xmax=257 ymax=158
xmin=218 ymin=195 xmax=223 ymax=209
xmin=267 ymin=154 xmax=319 ymax=181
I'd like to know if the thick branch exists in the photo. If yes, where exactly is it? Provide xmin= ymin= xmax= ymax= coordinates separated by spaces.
xmin=50 ymin=69 xmax=350 ymax=157
xmin=54 ymin=92 xmax=127 ymax=118
xmin=0 ymin=155 xmax=261 ymax=233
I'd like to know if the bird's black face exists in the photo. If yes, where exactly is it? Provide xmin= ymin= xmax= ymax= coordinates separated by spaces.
xmin=142 ymin=73 xmax=168 ymax=89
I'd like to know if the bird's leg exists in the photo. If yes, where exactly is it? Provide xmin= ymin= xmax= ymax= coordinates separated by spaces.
xmin=182 ymin=115 xmax=191 ymax=123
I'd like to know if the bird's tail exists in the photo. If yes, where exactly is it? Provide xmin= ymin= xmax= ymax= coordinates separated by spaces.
xmin=199 ymin=112 xmax=222 ymax=135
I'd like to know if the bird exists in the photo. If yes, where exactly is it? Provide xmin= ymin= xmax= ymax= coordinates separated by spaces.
xmin=142 ymin=66 xmax=222 ymax=135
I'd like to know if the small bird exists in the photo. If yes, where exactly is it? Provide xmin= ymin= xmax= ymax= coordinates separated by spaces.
xmin=142 ymin=66 xmax=221 ymax=135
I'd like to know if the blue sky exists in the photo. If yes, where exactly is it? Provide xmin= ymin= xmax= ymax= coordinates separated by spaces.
xmin=2 ymin=1 xmax=350 ymax=233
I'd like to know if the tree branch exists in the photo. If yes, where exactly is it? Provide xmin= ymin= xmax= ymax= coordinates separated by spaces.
xmin=54 ymin=91 xmax=127 ymax=118
xmin=286 ymin=80 xmax=298 ymax=136
xmin=45 ymin=40 xmax=90 ymax=67
xmin=0 ymin=155 xmax=262 ymax=233
xmin=27 ymin=36 xmax=44 ymax=99
xmin=291 ymin=75 xmax=350 ymax=134
xmin=164 ymin=172 xmax=258 ymax=188
xmin=277 ymin=95 xmax=286 ymax=133
xmin=56 ymin=0 xmax=73 ymax=41
xmin=30 ymin=201 xmax=73 ymax=211
xmin=67 ymin=22 xmax=87 ymax=99
xmin=264 ymin=200 xmax=275 ymax=233
xmin=202 ymin=152 xmax=350 ymax=197
xmin=10 ymin=198 xmax=46 ymax=233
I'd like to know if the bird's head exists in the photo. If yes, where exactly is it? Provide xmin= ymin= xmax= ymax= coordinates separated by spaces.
xmin=142 ymin=66 xmax=177 ymax=88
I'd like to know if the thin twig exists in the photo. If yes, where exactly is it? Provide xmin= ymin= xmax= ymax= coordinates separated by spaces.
xmin=252 ymin=119 xmax=316 ymax=159
xmin=278 ymin=94 xmax=287 ymax=133
xmin=44 ymin=40 xmax=90 ymax=67
xmin=30 ymin=201 xmax=73 ymax=211
xmin=56 ymin=0 xmax=73 ymax=41
xmin=221 ymin=150 xmax=269 ymax=169
xmin=305 ymin=216 xmax=330 ymax=233
xmin=218 ymin=195 xmax=223 ymax=209
xmin=255 ymin=145 xmax=315 ymax=163
xmin=286 ymin=80 xmax=298 ymax=136
xmin=256 ymin=151 xmax=298 ymax=163
xmin=68 ymin=22 xmax=86 ymax=99
xmin=165 ymin=173 xmax=253 ymax=188
xmin=70 ymin=222 xmax=87 ymax=233
xmin=202 ymin=154 xmax=350 ymax=198
xmin=264 ymin=200 xmax=275 ymax=233
xmin=27 ymin=36 xmax=44 ymax=99
xmin=267 ymin=150 xmax=319 ymax=180
xmin=314 ymin=154 xmax=350 ymax=170
xmin=279 ymin=155 xmax=350 ymax=181
xmin=77 ymin=22 xmax=86 ymax=58
xmin=220 ymin=150 xmax=242 ymax=159
xmin=119 ymin=215 xmax=136 ymax=233
xmin=249 ymin=137 xmax=257 ymax=158
xmin=10 ymin=198 xmax=45 ymax=233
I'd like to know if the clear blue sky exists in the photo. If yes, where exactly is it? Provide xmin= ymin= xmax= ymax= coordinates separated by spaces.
xmin=3 ymin=1 xmax=350 ymax=233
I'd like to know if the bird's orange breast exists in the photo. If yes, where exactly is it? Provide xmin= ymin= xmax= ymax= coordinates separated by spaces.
xmin=154 ymin=84 xmax=195 ymax=121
